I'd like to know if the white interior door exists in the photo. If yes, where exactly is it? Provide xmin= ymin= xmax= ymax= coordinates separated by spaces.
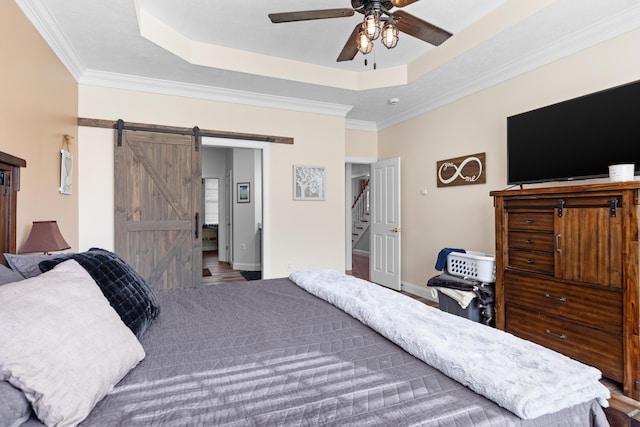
xmin=370 ymin=157 xmax=401 ymax=290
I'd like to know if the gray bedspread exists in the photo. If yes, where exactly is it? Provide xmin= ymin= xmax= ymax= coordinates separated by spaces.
xmin=25 ymin=278 xmax=609 ymax=426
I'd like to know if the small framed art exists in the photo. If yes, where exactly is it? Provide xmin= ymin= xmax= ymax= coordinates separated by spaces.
xmin=237 ymin=182 xmax=250 ymax=203
xmin=293 ymin=165 xmax=325 ymax=201
xmin=59 ymin=149 xmax=73 ymax=195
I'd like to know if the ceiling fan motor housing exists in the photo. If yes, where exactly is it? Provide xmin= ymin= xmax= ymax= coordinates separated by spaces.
xmin=355 ymin=0 xmax=394 ymax=16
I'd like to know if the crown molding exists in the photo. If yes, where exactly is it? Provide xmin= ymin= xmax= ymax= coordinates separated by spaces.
xmin=79 ymin=70 xmax=354 ymax=117
xmin=136 ymin=5 xmax=407 ymax=92
xmin=345 ymin=119 xmax=378 ymax=132
xmin=376 ymin=4 xmax=640 ymax=130
xmin=18 ymin=0 xmax=640 ymax=130
xmin=16 ymin=0 xmax=85 ymax=80
xmin=17 ymin=0 xmax=353 ymax=118
xmin=345 ymin=157 xmax=377 ymax=164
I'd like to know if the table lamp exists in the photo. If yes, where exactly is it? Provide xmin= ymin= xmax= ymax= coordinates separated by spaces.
xmin=19 ymin=221 xmax=70 ymax=255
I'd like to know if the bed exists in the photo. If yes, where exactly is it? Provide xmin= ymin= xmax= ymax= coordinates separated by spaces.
xmin=0 ymin=249 xmax=610 ymax=426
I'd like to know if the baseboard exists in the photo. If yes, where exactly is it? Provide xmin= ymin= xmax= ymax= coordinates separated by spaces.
xmin=232 ymin=262 xmax=261 ymax=271
xmin=352 ymin=249 xmax=369 ymax=257
xmin=401 ymin=281 xmax=438 ymax=302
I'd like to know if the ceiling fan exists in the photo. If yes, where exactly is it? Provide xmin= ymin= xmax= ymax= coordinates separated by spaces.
xmin=268 ymin=0 xmax=453 ymax=62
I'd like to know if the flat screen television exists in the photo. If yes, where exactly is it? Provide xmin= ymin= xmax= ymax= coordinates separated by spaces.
xmin=507 ymin=80 xmax=640 ymax=185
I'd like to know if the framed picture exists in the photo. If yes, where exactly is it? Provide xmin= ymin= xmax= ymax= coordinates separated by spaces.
xmin=59 ymin=149 xmax=73 ymax=195
xmin=293 ymin=165 xmax=325 ymax=201
xmin=436 ymin=152 xmax=486 ymax=187
xmin=237 ymin=182 xmax=250 ymax=203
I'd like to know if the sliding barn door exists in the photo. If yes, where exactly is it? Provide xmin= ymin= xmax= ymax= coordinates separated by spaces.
xmin=115 ymin=130 xmax=202 ymax=289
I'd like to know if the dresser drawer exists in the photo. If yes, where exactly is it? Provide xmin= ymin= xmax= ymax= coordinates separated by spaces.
xmin=508 ymin=212 xmax=554 ymax=232
xmin=505 ymin=305 xmax=623 ymax=382
xmin=504 ymin=271 xmax=622 ymax=334
xmin=508 ymin=249 xmax=554 ymax=275
xmin=508 ymin=231 xmax=555 ymax=252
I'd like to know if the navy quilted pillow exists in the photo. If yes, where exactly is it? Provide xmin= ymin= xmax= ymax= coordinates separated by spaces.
xmin=38 ymin=248 xmax=159 ymax=338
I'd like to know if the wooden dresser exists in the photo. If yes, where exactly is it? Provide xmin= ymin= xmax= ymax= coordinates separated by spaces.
xmin=0 ymin=152 xmax=26 ymax=258
xmin=490 ymin=182 xmax=640 ymax=400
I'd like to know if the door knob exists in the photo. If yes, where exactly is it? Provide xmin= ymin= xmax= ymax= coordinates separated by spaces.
xmin=391 ymin=227 xmax=401 ymax=233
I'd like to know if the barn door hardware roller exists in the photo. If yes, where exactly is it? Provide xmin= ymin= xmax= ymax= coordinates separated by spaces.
xmin=115 ymin=119 xmax=201 ymax=151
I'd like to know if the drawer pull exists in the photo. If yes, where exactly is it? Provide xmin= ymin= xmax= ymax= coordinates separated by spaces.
xmin=544 ymin=293 xmax=566 ymax=302
xmin=545 ymin=329 xmax=567 ymax=340
xmin=525 ymin=219 xmax=534 ymax=224
xmin=526 ymin=259 xmax=535 ymax=264
xmin=525 ymin=239 xmax=533 ymax=244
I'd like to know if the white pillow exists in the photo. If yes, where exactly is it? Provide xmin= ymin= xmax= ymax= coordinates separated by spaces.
xmin=0 ymin=259 xmax=145 ymax=426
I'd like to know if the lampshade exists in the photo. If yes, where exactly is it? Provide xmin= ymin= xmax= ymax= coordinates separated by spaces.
xmin=19 ymin=221 xmax=70 ymax=254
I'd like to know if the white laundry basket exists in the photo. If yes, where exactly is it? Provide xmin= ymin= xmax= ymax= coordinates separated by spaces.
xmin=446 ymin=251 xmax=496 ymax=283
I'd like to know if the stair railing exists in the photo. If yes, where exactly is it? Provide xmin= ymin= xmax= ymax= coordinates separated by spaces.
xmin=351 ymin=179 xmax=370 ymax=245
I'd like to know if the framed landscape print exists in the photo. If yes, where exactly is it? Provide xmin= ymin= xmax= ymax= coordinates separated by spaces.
xmin=293 ymin=165 xmax=325 ymax=201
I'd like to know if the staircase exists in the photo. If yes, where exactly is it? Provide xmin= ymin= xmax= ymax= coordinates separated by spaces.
xmin=351 ymin=179 xmax=370 ymax=248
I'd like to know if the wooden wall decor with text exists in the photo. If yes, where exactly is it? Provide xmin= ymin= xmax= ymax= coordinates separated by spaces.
xmin=437 ymin=152 xmax=486 ymax=187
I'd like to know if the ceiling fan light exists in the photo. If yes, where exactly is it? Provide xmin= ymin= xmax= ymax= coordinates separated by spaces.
xmin=381 ymin=22 xmax=399 ymax=49
xmin=363 ymin=13 xmax=381 ymax=40
xmin=357 ymin=30 xmax=374 ymax=54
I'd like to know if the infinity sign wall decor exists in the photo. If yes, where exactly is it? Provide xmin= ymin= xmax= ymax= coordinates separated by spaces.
xmin=436 ymin=152 xmax=486 ymax=187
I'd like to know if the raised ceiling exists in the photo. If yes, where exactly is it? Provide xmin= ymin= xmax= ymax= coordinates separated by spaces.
xmin=17 ymin=0 xmax=640 ymax=129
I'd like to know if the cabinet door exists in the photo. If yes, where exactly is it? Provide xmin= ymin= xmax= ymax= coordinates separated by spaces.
xmin=554 ymin=204 xmax=622 ymax=289
xmin=0 ymin=154 xmax=26 ymax=257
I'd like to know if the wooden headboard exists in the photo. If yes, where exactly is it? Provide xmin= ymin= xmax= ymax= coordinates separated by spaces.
xmin=0 ymin=152 xmax=26 ymax=258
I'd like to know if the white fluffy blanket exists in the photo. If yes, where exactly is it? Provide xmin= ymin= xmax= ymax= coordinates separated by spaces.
xmin=289 ymin=269 xmax=610 ymax=420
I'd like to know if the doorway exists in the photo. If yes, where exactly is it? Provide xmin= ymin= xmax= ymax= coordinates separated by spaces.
xmin=201 ymin=138 xmax=269 ymax=283
xmin=346 ymin=161 xmax=372 ymax=279
xmin=201 ymin=177 xmax=237 ymax=283
xmin=345 ymin=157 xmax=401 ymax=289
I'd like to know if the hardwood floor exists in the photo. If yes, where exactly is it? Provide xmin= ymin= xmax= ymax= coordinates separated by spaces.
xmin=348 ymin=253 xmax=437 ymax=308
xmin=202 ymin=250 xmax=436 ymax=308
xmin=348 ymin=253 xmax=370 ymax=281
xmin=202 ymin=250 xmax=246 ymax=284
xmin=603 ymin=378 xmax=640 ymax=427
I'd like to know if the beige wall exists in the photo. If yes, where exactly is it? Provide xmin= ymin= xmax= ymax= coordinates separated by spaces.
xmin=8 ymin=0 xmax=639 ymax=288
xmin=380 ymin=28 xmax=640 ymax=288
xmin=0 ymin=1 xmax=79 ymax=252
xmin=78 ymin=86 xmax=346 ymax=278
xmin=346 ymin=128 xmax=377 ymax=159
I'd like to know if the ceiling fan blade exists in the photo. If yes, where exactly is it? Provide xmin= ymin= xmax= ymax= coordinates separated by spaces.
xmin=392 ymin=10 xmax=452 ymax=46
xmin=390 ymin=0 xmax=420 ymax=7
xmin=269 ymin=8 xmax=354 ymax=23
xmin=337 ymin=24 xmax=361 ymax=62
